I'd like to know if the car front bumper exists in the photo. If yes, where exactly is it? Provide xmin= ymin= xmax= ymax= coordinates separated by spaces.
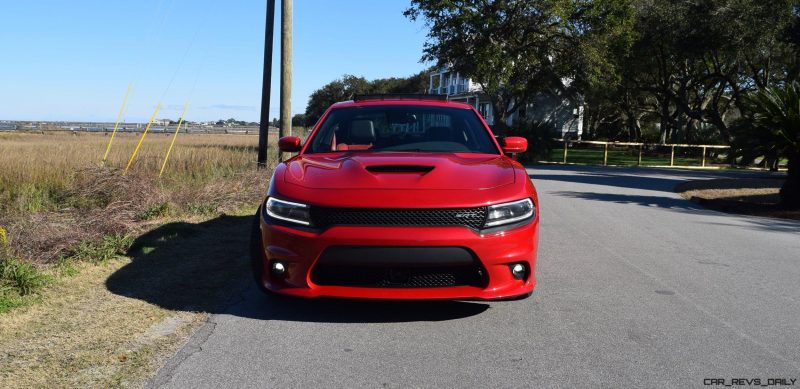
xmin=256 ymin=211 xmax=539 ymax=300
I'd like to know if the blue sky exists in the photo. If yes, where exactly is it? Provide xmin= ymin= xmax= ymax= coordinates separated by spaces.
xmin=0 ymin=0 xmax=430 ymax=122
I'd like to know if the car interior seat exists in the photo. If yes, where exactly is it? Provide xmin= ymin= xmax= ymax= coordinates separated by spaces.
xmin=337 ymin=119 xmax=375 ymax=151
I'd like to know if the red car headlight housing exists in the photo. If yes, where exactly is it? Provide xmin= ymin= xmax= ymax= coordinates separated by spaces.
xmin=485 ymin=198 xmax=535 ymax=227
xmin=266 ymin=197 xmax=312 ymax=226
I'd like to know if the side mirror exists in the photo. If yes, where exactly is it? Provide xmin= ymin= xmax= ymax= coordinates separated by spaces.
xmin=501 ymin=136 xmax=528 ymax=154
xmin=278 ymin=136 xmax=302 ymax=153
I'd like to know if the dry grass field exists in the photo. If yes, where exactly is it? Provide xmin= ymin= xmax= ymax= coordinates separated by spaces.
xmin=0 ymin=131 xmax=284 ymax=387
xmin=0 ymin=131 xmax=272 ymax=214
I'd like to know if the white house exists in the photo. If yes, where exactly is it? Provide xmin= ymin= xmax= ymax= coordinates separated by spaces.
xmin=427 ymin=66 xmax=584 ymax=139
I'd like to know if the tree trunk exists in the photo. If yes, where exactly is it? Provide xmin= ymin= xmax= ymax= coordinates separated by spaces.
xmin=491 ymin=99 xmax=511 ymax=133
xmin=780 ymin=151 xmax=800 ymax=209
xmin=659 ymin=97 xmax=671 ymax=144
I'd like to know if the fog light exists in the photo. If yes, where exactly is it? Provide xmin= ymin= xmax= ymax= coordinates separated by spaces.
xmin=510 ymin=263 xmax=527 ymax=280
xmin=271 ymin=261 xmax=286 ymax=277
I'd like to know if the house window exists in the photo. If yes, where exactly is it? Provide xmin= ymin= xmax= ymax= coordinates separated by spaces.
xmin=478 ymin=103 xmax=492 ymax=119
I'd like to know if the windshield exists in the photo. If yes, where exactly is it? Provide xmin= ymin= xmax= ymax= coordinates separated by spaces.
xmin=305 ymin=105 xmax=499 ymax=154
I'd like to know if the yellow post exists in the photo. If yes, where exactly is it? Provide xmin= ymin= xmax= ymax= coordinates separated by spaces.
xmin=670 ymin=145 xmax=675 ymax=166
xmin=124 ymin=102 xmax=162 ymax=176
xmin=102 ymin=83 xmax=133 ymax=163
xmin=603 ymin=143 xmax=609 ymax=166
xmin=638 ymin=144 xmax=643 ymax=165
xmin=159 ymin=103 xmax=189 ymax=178
xmin=701 ymin=146 xmax=707 ymax=167
xmin=563 ymin=140 xmax=568 ymax=163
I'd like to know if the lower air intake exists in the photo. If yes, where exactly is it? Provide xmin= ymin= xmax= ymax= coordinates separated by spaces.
xmin=311 ymin=265 xmax=486 ymax=288
xmin=310 ymin=246 xmax=487 ymax=288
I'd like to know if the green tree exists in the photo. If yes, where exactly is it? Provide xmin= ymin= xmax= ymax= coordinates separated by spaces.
xmin=370 ymin=69 xmax=430 ymax=94
xmin=291 ymin=113 xmax=307 ymax=128
xmin=304 ymin=71 xmax=432 ymax=126
xmin=304 ymin=75 xmax=371 ymax=126
xmin=406 ymin=0 xmax=568 ymax=129
xmin=584 ymin=0 xmax=797 ymax=143
xmin=732 ymin=82 xmax=800 ymax=207
xmin=406 ymin=0 xmax=634 ymax=130
xmin=668 ymin=0 xmax=796 ymax=143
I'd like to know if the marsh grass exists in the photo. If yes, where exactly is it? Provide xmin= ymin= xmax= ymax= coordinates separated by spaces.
xmin=0 ymin=131 xmax=275 ymax=274
xmin=0 ymin=132 xmax=276 ymax=213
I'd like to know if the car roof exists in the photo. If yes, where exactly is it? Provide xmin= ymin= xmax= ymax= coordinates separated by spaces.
xmin=331 ymin=97 xmax=474 ymax=110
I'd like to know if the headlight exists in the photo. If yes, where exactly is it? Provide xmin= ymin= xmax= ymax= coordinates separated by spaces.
xmin=265 ymin=197 xmax=311 ymax=226
xmin=485 ymin=198 xmax=535 ymax=227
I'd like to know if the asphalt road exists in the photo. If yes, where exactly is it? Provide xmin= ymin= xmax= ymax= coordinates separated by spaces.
xmin=150 ymin=165 xmax=800 ymax=388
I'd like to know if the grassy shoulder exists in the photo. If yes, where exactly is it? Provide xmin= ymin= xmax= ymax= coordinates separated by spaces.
xmin=0 ymin=232 xmax=134 ymax=314
xmin=0 ymin=133 xmax=270 ymax=309
xmin=675 ymin=177 xmax=800 ymax=220
xmin=0 ymin=132 xmax=272 ymax=386
xmin=0 ymin=210 xmax=255 ymax=388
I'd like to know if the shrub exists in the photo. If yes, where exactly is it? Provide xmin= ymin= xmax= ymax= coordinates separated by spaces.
xmin=505 ymin=120 xmax=557 ymax=162
xmin=138 ymin=202 xmax=173 ymax=221
xmin=68 ymin=234 xmax=134 ymax=264
xmin=1 ymin=256 xmax=50 ymax=296
xmin=1 ymin=228 xmax=50 ymax=311
xmin=732 ymin=82 xmax=800 ymax=208
xmin=186 ymin=202 xmax=218 ymax=216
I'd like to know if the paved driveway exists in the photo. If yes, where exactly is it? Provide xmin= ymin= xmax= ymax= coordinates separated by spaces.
xmin=151 ymin=165 xmax=799 ymax=388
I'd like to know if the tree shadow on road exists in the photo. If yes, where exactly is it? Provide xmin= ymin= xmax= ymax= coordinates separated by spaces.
xmin=532 ymin=171 xmax=685 ymax=193
xmin=699 ymin=219 xmax=800 ymax=233
xmin=529 ymin=165 xmax=800 ymax=233
xmin=105 ymin=215 xmax=489 ymax=323
xmin=552 ymin=190 xmax=800 ymax=233
xmin=552 ymin=191 xmax=697 ymax=210
xmin=530 ymin=164 xmax=782 ymax=193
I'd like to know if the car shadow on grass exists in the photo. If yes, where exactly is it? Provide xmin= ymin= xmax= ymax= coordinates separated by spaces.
xmin=105 ymin=215 xmax=489 ymax=323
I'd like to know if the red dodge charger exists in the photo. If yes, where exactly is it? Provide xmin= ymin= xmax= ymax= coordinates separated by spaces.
xmin=251 ymin=95 xmax=539 ymax=300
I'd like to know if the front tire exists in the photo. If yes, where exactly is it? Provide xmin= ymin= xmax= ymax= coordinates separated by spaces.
xmin=250 ymin=207 xmax=272 ymax=296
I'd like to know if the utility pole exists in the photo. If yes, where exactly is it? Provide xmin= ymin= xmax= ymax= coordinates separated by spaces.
xmin=257 ymin=0 xmax=276 ymax=167
xmin=279 ymin=0 xmax=292 ymax=162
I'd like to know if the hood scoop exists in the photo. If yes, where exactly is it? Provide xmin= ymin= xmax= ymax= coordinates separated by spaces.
xmin=365 ymin=165 xmax=434 ymax=174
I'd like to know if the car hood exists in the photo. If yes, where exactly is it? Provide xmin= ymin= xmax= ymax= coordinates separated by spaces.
xmin=283 ymin=152 xmax=515 ymax=190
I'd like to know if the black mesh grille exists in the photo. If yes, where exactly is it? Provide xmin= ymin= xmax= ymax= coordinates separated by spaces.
xmin=311 ymin=265 xmax=486 ymax=288
xmin=311 ymin=206 xmax=487 ymax=230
